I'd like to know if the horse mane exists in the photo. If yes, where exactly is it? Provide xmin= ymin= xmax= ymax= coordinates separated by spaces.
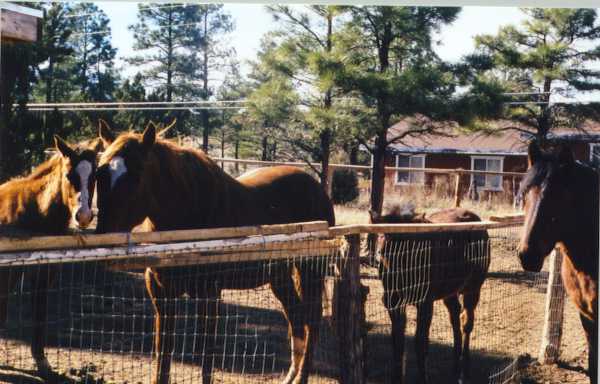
xmin=519 ymin=151 xmax=599 ymax=199
xmin=101 ymin=132 xmax=242 ymax=214
xmin=518 ymin=152 xmax=554 ymax=198
xmin=5 ymin=155 xmax=62 ymax=184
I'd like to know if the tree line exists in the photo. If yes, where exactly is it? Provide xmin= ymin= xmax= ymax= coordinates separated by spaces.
xmin=1 ymin=4 xmax=600 ymax=217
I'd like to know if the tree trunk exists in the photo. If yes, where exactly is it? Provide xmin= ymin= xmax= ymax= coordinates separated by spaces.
xmin=320 ymin=128 xmax=332 ymax=196
xmin=201 ymin=11 xmax=210 ymax=152
xmin=261 ymin=136 xmax=268 ymax=161
xmin=234 ymin=138 xmax=240 ymax=174
xmin=220 ymin=129 xmax=225 ymax=168
xmin=349 ymin=141 xmax=359 ymax=165
xmin=370 ymin=131 xmax=387 ymax=216
xmin=537 ymin=77 xmax=553 ymax=142
xmin=166 ymin=9 xmax=174 ymax=102
xmin=320 ymin=12 xmax=334 ymax=196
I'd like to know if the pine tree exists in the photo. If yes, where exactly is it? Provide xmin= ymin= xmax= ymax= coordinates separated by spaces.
xmin=265 ymin=5 xmax=344 ymax=193
xmin=128 ymin=3 xmax=201 ymax=102
xmin=472 ymin=8 xmax=600 ymax=141
xmin=334 ymin=6 xmax=461 ymax=215
xmin=67 ymin=3 xmax=117 ymax=101
xmin=194 ymin=4 xmax=234 ymax=152
xmin=35 ymin=3 xmax=74 ymax=103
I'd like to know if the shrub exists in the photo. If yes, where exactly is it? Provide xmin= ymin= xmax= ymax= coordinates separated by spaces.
xmin=332 ymin=169 xmax=359 ymax=204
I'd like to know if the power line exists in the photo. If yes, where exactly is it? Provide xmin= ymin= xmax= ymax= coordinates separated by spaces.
xmin=26 ymin=106 xmax=245 ymax=111
xmin=21 ymin=101 xmax=246 ymax=108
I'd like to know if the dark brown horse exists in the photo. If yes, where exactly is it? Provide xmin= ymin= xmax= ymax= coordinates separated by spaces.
xmin=518 ymin=142 xmax=598 ymax=384
xmin=0 ymin=132 xmax=103 ymax=378
xmin=370 ymin=204 xmax=490 ymax=384
xmin=94 ymin=123 xmax=334 ymax=384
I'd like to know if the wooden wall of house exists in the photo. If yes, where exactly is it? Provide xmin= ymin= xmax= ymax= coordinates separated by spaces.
xmin=383 ymin=152 xmax=528 ymax=189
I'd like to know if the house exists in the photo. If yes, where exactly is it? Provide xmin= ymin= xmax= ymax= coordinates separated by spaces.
xmin=383 ymin=118 xmax=600 ymax=195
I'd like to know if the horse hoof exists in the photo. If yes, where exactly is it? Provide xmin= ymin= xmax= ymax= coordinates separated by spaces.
xmin=36 ymin=359 xmax=61 ymax=383
xmin=35 ymin=357 xmax=53 ymax=377
xmin=281 ymin=368 xmax=298 ymax=384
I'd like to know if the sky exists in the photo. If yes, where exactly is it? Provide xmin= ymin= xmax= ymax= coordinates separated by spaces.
xmin=96 ymin=3 xmax=599 ymax=103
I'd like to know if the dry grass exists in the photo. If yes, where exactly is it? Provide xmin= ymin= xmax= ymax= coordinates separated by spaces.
xmin=335 ymin=180 xmax=520 ymax=225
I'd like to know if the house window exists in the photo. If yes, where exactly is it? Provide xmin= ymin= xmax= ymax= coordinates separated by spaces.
xmin=396 ymin=154 xmax=425 ymax=185
xmin=590 ymin=143 xmax=600 ymax=167
xmin=471 ymin=156 xmax=503 ymax=191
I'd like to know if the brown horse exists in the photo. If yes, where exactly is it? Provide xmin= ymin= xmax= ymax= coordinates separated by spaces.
xmin=518 ymin=142 xmax=598 ymax=384
xmin=0 ymin=130 xmax=105 ymax=378
xmin=94 ymin=123 xmax=334 ymax=384
xmin=370 ymin=204 xmax=490 ymax=384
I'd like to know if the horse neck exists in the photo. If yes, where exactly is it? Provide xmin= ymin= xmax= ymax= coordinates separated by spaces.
xmin=148 ymin=143 xmax=252 ymax=229
xmin=0 ymin=156 xmax=70 ymax=233
xmin=561 ymin=166 xmax=599 ymax=279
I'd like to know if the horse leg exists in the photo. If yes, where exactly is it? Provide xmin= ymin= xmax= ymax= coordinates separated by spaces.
xmin=415 ymin=300 xmax=434 ymax=384
xmin=199 ymin=284 xmax=221 ymax=384
xmin=459 ymin=291 xmax=480 ymax=384
xmin=444 ymin=295 xmax=462 ymax=382
xmin=580 ymin=314 xmax=597 ymax=384
xmin=0 ymin=267 xmax=20 ymax=326
xmin=31 ymin=265 xmax=53 ymax=378
xmin=294 ymin=263 xmax=323 ymax=384
xmin=145 ymin=268 xmax=179 ymax=384
xmin=388 ymin=306 xmax=407 ymax=384
xmin=270 ymin=265 xmax=306 ymax=384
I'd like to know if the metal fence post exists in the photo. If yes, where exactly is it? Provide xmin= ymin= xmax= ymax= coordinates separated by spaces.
xmin=337 ymin=234 xmax=366 ymax=384
xmin=539 ymin=248 xmax=566 ymax=364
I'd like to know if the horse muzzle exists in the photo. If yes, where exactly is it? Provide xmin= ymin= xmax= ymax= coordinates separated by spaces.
xmin=75 ymin=209 xmax=94 ymax=229
xmin=517 ymin=249 xmax=544 ymax=272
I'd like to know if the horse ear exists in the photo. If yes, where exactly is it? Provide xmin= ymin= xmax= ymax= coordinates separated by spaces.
xmin=98 ymin=119 xmax=116 ymax=145
xmin=557 ymin=143 xmax=575 ymax=167
xmin=369 ymin=209 xmax=381 ymax=224
xmin=158 ymin=118 xmax=177 ymax=138
xmin=142 ymin=122 xmax=156 ymax=151
xmin=528 ymin=141 xmax=542 ymax=166
xmin=54 ymin=135 xmax=77 ymax=161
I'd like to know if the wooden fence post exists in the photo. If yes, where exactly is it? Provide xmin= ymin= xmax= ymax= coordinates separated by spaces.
xmin=337 ymin=234 xmax=366 ymax=384
xmin=539 ymin=248 xmax=566 ymax=364
xmin=453 ymin=172 xmax=462 ymax=208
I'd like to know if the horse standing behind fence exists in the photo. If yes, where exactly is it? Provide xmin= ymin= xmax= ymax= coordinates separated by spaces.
xmin=370 ymin=204 xmax=490 ymax=384
xmin=0 ymin=132 xmax=103 ymax=379
xmin=94 ymin=123 xmax=335 ymax=384
xmin=518 ymin=142 xmax=598 ymax=384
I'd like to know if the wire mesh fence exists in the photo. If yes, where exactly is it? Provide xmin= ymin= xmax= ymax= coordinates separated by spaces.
xmin=360 ymin=224 xmax=551 ymax=384
xmin=0 ymin=220 xmax=578 ymax=384
xmin=0 ymin=233 xmax=343 ymax=383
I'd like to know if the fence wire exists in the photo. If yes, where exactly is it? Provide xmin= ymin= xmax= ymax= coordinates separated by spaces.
xmin=361 ymin=224 xmax=549 ymax=384
xmin=0 ymin=224 xmax=582 ymax=384
xmin=0 ymin=238 xmax=343 ymax=383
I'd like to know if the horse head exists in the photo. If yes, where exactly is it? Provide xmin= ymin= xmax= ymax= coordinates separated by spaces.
xmin=517 ymin=141 xmax=578 ymax=272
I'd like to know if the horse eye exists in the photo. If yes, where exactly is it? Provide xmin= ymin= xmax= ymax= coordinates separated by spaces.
xmin=67 ymin=173 xmax=80 ymax=189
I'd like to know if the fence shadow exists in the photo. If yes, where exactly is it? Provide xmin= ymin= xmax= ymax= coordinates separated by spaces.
xmin=365 ymin=330 xmax=519 ymax=384
xmin=0 ymin=262 xmax=342 ymax=382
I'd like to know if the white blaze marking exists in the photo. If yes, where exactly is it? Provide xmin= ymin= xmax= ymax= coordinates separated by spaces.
xmin=109 ymin=156 xmax=127 ymax=190
xmin=74 ymin=160 xmax=93 ymax=223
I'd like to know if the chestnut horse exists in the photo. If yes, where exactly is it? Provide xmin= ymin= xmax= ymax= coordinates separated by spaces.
xmin=94 ymin=123 xmax=334 ymax=384
xmin=0 ymin=131 xmax=104 ymax=378
xmin=518 ymin=142 xmax=598 ymax=384
xmin=370 ymin=204 xmax=490 ymax=384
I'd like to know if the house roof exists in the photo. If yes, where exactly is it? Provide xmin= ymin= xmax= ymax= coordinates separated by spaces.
xmin=387 ymin=118 xmax=600 ymax=156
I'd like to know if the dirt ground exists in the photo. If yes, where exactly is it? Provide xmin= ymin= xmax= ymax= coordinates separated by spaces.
xmin=0 ymin=227 xmax=590 ymax=384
